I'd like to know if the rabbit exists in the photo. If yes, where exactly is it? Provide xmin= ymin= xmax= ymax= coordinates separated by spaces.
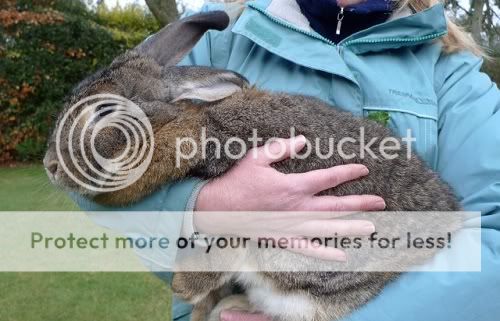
xmin=43 ymin=10 xmax=462 ymax=321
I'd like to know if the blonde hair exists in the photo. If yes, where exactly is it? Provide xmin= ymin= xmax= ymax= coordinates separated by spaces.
xmin=398 ymin=0 xmax=485 ymax=56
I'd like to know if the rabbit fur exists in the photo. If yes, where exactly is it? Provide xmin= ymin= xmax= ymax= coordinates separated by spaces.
xmin=44 ymin=11 xmax=462 ymax=321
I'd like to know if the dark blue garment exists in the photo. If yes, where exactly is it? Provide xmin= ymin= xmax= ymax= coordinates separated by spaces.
xmin=296 ymin=0 xmax=394 ymax=43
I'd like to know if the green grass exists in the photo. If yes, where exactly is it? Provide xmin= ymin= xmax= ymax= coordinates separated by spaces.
xmin=0 ymin=165 xmax=172 ymax=321
xmin=0 ymin=165 xmax=78 ymax=211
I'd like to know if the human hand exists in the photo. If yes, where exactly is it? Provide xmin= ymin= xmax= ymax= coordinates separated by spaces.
xmin=195 ymin=135 xmax=385 ymax=212
xmin=194 ymin=136 xmax=385 ymax=261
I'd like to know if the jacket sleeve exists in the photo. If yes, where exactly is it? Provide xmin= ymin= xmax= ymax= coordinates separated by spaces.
xmin=343 ymin=52 xmax=500 ymax=321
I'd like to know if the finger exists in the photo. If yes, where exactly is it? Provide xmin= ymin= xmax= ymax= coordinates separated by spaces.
xmin=238 ymin=234 xmax=347 ymax=262
xmin=337 ymin=0 xmax=366 ymax=7
xmin=291 ymin=164 xmax=370 ymax=194
xmin=307 ymin=195 xmax=386 ymax=212
xmin=221 ymin=311 xmax=271 ymax=321
xmin=289 ymin=219 xmax=375 ymax=237
xmin=255 ymin=211 xmax=361 ymax=221
xmin=286 ymin=238 xmax=348 ymax=262
xmin=250 ymin=135 xmax=306 ymax=165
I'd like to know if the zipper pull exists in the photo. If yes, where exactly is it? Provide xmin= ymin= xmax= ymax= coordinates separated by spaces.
xmin=336 ymin=7 xmax=344 ymax=36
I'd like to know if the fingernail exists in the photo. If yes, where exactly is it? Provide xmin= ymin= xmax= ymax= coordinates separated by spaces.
xmin=337 ymin=251 xmax=348 ymax=262
xmin=361 ymin=166 xmax=369 ymax=175
xmin=296 ymin=135 xmax=306 ymax=141
xmin=291 ymin=136 xmax=306 ymax=154
xmin=362 ymin=223 xmax=376 ymax=234
xmin=294 ymin=135 xmax=306 ymax=146
xmin=375 ymin=200 xmax=386 ymax=209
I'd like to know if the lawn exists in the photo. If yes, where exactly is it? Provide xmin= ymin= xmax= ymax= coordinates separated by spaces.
xmin=0 ymin=165 xmax=172 ymax=321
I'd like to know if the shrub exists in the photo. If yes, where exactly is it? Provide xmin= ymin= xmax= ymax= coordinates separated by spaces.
xmin=96 ymin=3 xmax=160 ymax=48
xmin=0 ymin=0 xmax=158 ymax=163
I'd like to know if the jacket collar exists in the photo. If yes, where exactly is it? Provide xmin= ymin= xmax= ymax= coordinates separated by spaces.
xmin=230 ymin=0 xmax=447 ymax=82
xmin=233 ymin=0 xmax=447 ymax=54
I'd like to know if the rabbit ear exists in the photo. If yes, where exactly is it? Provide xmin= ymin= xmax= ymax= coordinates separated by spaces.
xmin=166 ymin=67 xmax=249 ymax=103
xmin=136 ymin=11 xmax=230 ymax=66
xmin=171 ymin=81 xmax=242 ymax=102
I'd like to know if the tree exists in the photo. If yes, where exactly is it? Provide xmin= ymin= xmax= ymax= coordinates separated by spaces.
xmin=145 ymin=0 xmax=178 ymax=26
xmin=445 ymin=0 xmax=500 ymax=49
xmin=470 ymin=0 xmax=485 ymax=42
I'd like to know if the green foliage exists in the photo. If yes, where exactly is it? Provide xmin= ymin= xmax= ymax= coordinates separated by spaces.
xmin=15 ymin=137 xmax=46 ymax=162
xmin=367 ymin=111 xmax=391 ymax=127
xmin=0 ymin=0 xmax=158 ymax=162
xmin=96 ymin=3 xmax=160 ymax=47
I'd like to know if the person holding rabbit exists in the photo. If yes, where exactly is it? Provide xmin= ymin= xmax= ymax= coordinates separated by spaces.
xmin=65 ymin=0 xmax=500 ymax=320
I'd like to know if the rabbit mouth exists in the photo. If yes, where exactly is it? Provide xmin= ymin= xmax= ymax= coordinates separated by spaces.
xmin=47 ymin=170 xmax=101 ymax=198
xmin=43 ymin=158 xmax=105 ymax=198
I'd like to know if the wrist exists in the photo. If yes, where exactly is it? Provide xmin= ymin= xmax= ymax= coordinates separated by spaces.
xmin=194 ymin=180 xmax=224 ymax=234
xmin=194 ymin=180 xmax=217 ymax=212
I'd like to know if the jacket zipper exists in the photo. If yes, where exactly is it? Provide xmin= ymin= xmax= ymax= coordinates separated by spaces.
xmin=337 ymin=31 xmax=447 ymax=58
xmin=336 ymin=7 xmax=345 ymax=36
xmin=247 ymin=3 xmax=447 ymax=57
xmin=341 ymin=31 xmax=448 ymax=47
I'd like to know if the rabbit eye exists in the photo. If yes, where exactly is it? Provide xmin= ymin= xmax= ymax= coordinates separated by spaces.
xmin=95 ymin=103 xmax=116 ymax=118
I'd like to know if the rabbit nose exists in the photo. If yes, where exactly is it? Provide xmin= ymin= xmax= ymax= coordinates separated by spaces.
xmin=47 ymin=161 xmax=58 ymax=175
xmin=44 ymin=159 xmax=59 ymax=179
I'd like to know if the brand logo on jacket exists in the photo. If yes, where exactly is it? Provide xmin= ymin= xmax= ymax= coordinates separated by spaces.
xmin=389 ymin=89 xmax=436 ymax=106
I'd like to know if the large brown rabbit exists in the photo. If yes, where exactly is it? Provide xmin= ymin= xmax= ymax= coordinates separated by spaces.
xmin=44 ymin=10 xmax=461 ymax=321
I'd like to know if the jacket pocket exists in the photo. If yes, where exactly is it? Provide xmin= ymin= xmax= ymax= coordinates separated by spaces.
xmin=363 ymin=104 xmax=438 ymax=169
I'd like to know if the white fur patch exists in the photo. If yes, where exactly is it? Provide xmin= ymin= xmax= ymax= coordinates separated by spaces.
xmin=236 ymin=272 xmax=315 ymax=321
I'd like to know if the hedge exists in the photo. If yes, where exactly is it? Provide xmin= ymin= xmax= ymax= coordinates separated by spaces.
xmin=0 ymin=0 xmax=158 ymax=162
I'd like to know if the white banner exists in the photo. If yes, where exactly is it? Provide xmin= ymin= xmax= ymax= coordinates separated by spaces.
xmin=0 ymin=211 xmax=481 ymax=272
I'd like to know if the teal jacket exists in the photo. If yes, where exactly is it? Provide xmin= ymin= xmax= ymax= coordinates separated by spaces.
xmin=77 ymin=1 xmax=500 ymax=320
